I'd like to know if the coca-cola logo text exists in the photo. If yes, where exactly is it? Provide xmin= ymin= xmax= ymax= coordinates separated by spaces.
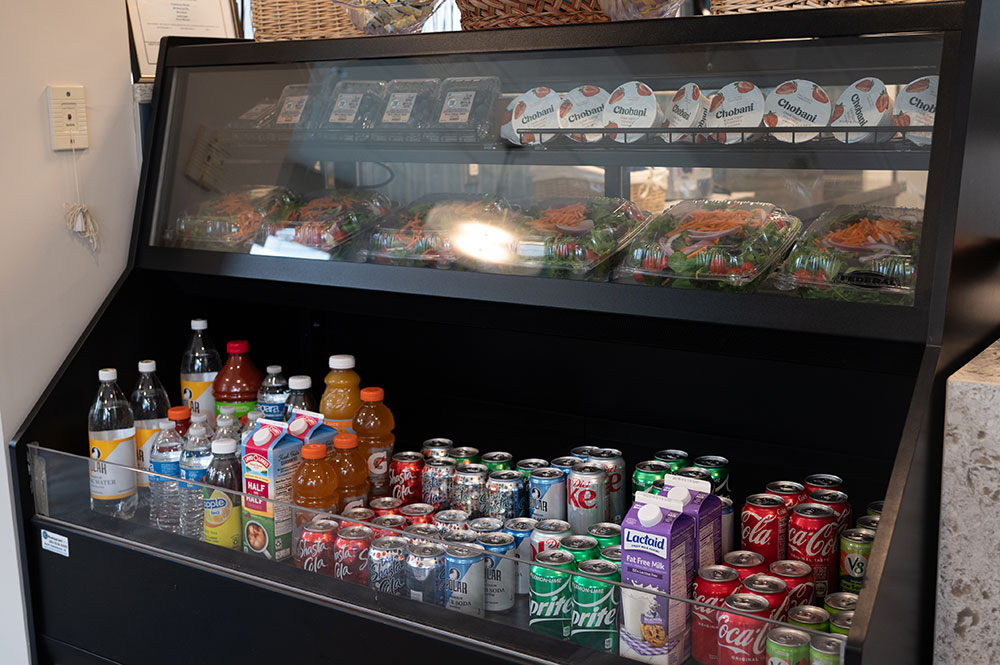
xmin=692 ymin=588 xmax=727 ymax=622
xmin=742 ymin=512 xmax=777 ymax=547
xmin=789 ymin=522 xmax=836 ymax=558
xmin=717 ymin=612 xmax=768 ymax=658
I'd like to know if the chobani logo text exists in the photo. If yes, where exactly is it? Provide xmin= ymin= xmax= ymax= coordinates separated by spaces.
xmin=909 ymin=96 xmax=936 ymax=113
xmin=777 ymin=98 xmax=818 ymax=123
xmin=851 ymin=94 xmax=869 ymax=126
xmin=568 ymin=106 xmax=603 ymax=123
xmin=672 ymin=104 xmax=691 ymax=120
xmin=521 ymin=108 xmax=553 ymax=124
xmin=613 ymin=106 xmax=648 ymax=117
xmin=716 ymin=104 xmax=754 ymax=119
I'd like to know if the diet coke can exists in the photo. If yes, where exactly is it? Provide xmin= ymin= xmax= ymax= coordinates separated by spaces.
xmin=422 ymin=457 xmax=456 ymax=510
xmin=723 ymin=550 xmax=767 ymax=581
xmin=371 ymin=514 xmax=407 ymax=539
xmin=741 ymin=493 xmax=789 ymax=566
xmin=369 ymin=535 xmax=407 ymax=595
xmin=530 ymin=518 xmax=572 ymax=561
xmin=803 ymin=474 xmax=843 ymax=495
xmin=808 ymin=489 xmax=853 ymax=536
xmin=370 ymin=496 xmax=403 ymax=517
xmin=587 ymin=448 xmax=626 ymax=524
xmin=716 ymin=593 xmax=771 ymax=665
xmin=788 ymin=503 xmax=837 ymax=600
xmin=764 ymin=481 xmax=808 ymax=509
xmin=529 ymin=467 xmax=567 ymax=521
xmin=567 ymin=463 xmax=608 ymax=535
xmin=741 ymin=573 xmax=789 ymax=621
xmin=334 ymin=525 xmax=373 ymax=584
xmin=451 ymin=463 xmax=489 ymax=518
xmin=296 ymin=517 xmax=339 ymax=576
xmin=400 ymin=502 xmax=436 ymax=526
xmin=692 ymin=565 xmax=741 ymax=664
xmin=389 ymin=452 xmax=424 ymax=505
xmin=769 ymin=559 xmax=815 ymax=609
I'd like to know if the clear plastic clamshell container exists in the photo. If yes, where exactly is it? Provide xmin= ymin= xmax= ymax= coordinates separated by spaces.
xmin=375 ymin=79 xmax=441 ymax=142
xmin=227 ymin=98 xmax=280 ymax=129
xmin=428 ymin=76 xmax=501 ymax=143
xmin=271 ymin=84 xmax=315 ymax=129
xmin=772 ymin=205 xmax=922 ymax=305
xmin=165 ymin=186 xmax=299 ymax=253
xmin=312 ymin=80 xmax=387 ymax=142
xmin=616 ymin=200 xmax=802 ymax=289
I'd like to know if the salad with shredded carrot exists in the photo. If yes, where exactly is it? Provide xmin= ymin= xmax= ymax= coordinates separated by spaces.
xmin=270 ymin=190 xmax=389 ymax=255
xmin=170 ymin=186 xmax=298 ymax=252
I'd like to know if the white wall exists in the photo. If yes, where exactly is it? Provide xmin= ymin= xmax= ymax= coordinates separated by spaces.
xmin=0 ymin=1 xmax=139 ymax=662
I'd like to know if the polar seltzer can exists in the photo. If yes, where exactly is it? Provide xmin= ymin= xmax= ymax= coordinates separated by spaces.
xmin=550 ymin=456 xmax=580 ymax=475
xmin=570 ymin=446 xmax=596 ymax=460
xmin=481 ymin=451 xmax=513 ymax=473
xmin=531 ymin=518 xmax=572 ymax=561
xmin=529 ymin=467 xmax=567 ymax=521
xmin=587 ymin=448 xmax=626 ymax=524
xmin=530 ymin=549 xmax=577 ymax=638
xmin=810 ymin=634 xmax=846 ymax=665
xmin=422 ymin=457 xmax=455 ymax=510
xmin=479 ymin=532 xmax=516 ymax=613
xmin=406 ymin=542 xmax=447 ymax=605
xmin=444 ymin=544 xmax=485 ymax=617
xmin=570 ymin=559 xmax=620 ymax=653
xmin=504 ymin=517 xmax=538 ymax=595
xmin=486 ymin=470 xmax=524 ymax=521
xmin=839 ymin=527 xmax=876 ymax=593
xmin=766 ymin=626 xmax=811 ymax=665
xmin=587 ymin=522 xmax=622 ymax=549
xmin=421 ymin=438 xmax=453 ymax=459
xmin=568 ymin=463 xmax=609 ymax=535
xmin=369 ymin=536 xmax=407 ymax=595
xmin=451 ymin=463 xmax=489 ymax=518
xmin=653 ymin=449 xmax=689 ymax=473
xmin=693 ymin=455 xmax=731 ymax=497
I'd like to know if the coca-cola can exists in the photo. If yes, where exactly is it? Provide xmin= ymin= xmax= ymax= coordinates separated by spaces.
xmin=716 ymin=593 xmax=771 ymax=665
xmin=692 ymin=565 xmax=741 ymax=664
xmin=803 ymin=474 xmax=843 ymax=495
xmin=567 ymin=463 xmax=608 ymax=535
xmin=400 ymin=502 xmax=436 ymax=526
xmin=764 ymin=481 xmax=808 ymax=509
xmin=389 ymin=452 xmax=424 ymax=506
xmin=741 ymin=573 xmax=789 ymax=621
xmin=788 ymin=503 xmax=837 ymax=601
xmin=807 ymin=489 xmax=852 ymax=536
xmin=434 ymin=509 xmax=470 ymax=532
xmin=422 ymin=457 xmax=456 ymax=510
xmin=370 ymin=496 xmax=403 ymax=517
xmin=296 ymin=517 xmax=339 ymax=576
xmin=334 ymin=525 xmax=373 ymax=584
xmin=372 ymin=514 xmax=407 ymax=539
xmin=723 ymin=550 xmax=768 ymax=581
xmin=769 ymin=559 xmax=815 ymax=609
xmin=422 ymin=438 xmax=454 ymax=459
xmin=369 ymin=535 xmax=408 ymax=595
xmin=741 ymin=493 xmax=789 ymax=565
xmin=587 ymin=448 xmax=626 ymax=524
xmin=530 ymin=518 xmax=572 ymax=561
xmin=340 ymin=507 xmax=375 ymax=529
xmin=451 ymin=463 xmax=489 ymax=518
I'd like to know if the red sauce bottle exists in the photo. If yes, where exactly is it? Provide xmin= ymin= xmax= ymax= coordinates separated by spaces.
xmin=212 ymin=340 xmax=263 ymax=424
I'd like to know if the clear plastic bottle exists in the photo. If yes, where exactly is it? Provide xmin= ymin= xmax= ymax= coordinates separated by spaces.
xmin=130 ymin=360 xmax=170 ymax=510
xmin=89 ymin=368 xmax=138 ymax=520
xmin=149 ymin=420 xmax=183 ymax=533
xmin=284 ymin=375 xmax=317 ymax=420
xmin=243 ymin=410 xmax=262 ymax=437
xmin=257 ymin=365 xmax=289 ymax=421
xmin=179 ymin=423 xmax=213 ymax=539
xmin=181 ymin=319 xmax=222 ymax=426
xmin=353 ymin=387 xmax=395 ymax=500
xmin=215 ymin=414 xmax=242 ymax=443
xmin=203 ymin=438 xmax=243 ymax=550
xmin=330 ymin=432 xmax=370 ymax=512
xmin=190 ymin=411 xmax=214 ymax=439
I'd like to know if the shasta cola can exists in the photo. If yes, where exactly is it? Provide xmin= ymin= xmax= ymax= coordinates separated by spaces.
xmin=369 ymin=535 xmax=407 ymax=595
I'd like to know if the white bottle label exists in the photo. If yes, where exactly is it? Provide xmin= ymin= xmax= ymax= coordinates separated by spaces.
xmin=88 ymin=427 xmax=137 ymax=500
xmin=181 ymin=372 xmax=218 ymax=426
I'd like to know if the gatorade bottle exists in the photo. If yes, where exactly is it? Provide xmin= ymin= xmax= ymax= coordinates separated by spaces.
xmin=319 ymin=354 xmax=361 ymax=433
xmin=181 ymin=319 xmax=222 ymax=426
xmin=212 ymin=340 xmax=264 ymax=423
xmin=353 ymin=387 xmax=395 ymax=500
xmin=330 ymin=432 xmax=370 ymax=512
xmin=292 ymin=443 xmax=340 ymax=566
xmin=89 ymin=368 xmax=138 ymax=519
xmin=130 ymin=360 xmax=170 ymax=509
xmin=284 ymin=375 xmax=317 ymax=421
xmin=203 ymin=438 xmax=243 ymax=550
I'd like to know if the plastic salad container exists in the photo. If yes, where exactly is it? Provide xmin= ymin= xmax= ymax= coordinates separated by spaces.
xmin=333 ymin=0 xmax=444 ymax=35
xmin=166 ymin=186 xmax=298 ymax=253
xmin=259 ymin=190 xmax=391 ymax=258
xmin=428 ymin=76 xmax=501 ymax=143
xmin=270 ymin=84 xmax=316 ymax=129
xmin=617 ymin=200 xmax=802 ymax=289
xmin=312 ymin=80 xmax=387 ymax=141
xmin=227 ymin=98 xmax=280 ymax=129
xmin=772 ymin=205 xmax=921 ymax=305
xmin=365 ymin=194 xmax=512 ymax=269
xmin=375 ymin=79 xmax=442 ymax=142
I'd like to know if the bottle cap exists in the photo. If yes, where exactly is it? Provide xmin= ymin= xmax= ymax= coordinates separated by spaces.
xmin=219 ymin=404 xmax=236 ymax=416
xmin=334 ymin=432 xmax=359 ymax=449
xmin=289 ymin=375 xmax=312 ymax=390
xmin=360 ymin=387 xmax=384 ymax=402
xmin=159 ymin=420 xmax=176 ymax=431
xmin=188 ymin=424 xmax=207 ymax=438
xmin=227 ymin=340 xmax=249 ymax=354
xmin=98 ymin=368 xmax=117 ymax=382
xmin=191 ymin=319 xmax=208 ymax=331
xmin=191 ymin=412 xmax=208 ymax=424
xmin=168 ymin=406 xmax=191 ymax=421
xmin=329 ymin=354 xmax=355 ymax=370
xmin=638 ymin=503 xmax=662 ymax=528
xmin=667 ymin=486 xmax=691 ymax=505
xmin=267 ymin=365 xmax=282 ymax=375
xmin=217 ymin=415 xmax=234 ymax=428
xmin=302 ymin=443 xmax=327 ymax=459
xmin=138 ymin=360 xmax=156 ymax=373
xmin=212 ymin=438 xmax=238 ymax=454
xmin=246 ymin=410 xmax=262 ymax=422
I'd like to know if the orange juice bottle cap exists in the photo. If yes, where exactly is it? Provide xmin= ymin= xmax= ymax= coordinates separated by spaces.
xmin=360 ymin=387 xmax=384 ymax=402
xmin=334 ymin=432 xmax=359 ymax=449
xmin=168 ymin=406 xmax=191 ymax=420
xmin=302 ymin=443 xmax=327 ymax=459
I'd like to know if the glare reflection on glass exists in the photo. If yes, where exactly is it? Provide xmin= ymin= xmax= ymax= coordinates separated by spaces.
xmin=452 ymin=221 xmax=514 ymax=263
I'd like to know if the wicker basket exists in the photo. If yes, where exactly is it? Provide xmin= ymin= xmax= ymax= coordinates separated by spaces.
xmin=712 ymin=0 xmax=936 ymax=14
xmin=252 ymin=0 xmax=365 ymax=40
xmin=456 ymin=0 xmax=609 ymax=30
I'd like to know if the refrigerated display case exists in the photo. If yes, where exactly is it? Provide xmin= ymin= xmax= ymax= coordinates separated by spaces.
xmin=11 ymin=2 xmax=1000 ymax=664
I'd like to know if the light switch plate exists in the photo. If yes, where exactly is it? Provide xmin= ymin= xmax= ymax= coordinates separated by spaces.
xmin=47 ymin=85 xmax=89 ymax=151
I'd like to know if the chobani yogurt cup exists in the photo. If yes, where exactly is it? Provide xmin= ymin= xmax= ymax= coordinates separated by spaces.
xmin=662 ymin=83 xmax=710 ymax=143
xmin=501 ymin=86 xmax=562 ymax=146
xmin=706 ymin=80 xmax=765 ymax=144
xmin=831 ymin=77 xmax=894 ymax=144
xmin=763 ymin=79 xmax=832 ymax=143
xmin=602 ymin=81 xmax=663 ymax=144
xmin=558 ymin=85 xmax=610 ymax=144
xmin=892 ymin=76 xmax=938 ymax=146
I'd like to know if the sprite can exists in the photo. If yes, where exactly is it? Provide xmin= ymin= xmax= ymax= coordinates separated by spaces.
xmin=692 ymin=455 xmax=730 ymax=496
xmin=450 ymin=447 xmax=480 ymax=465
xmin=530 ymin=549 xmax=577 ymax=638
xmin=830 ymin=610 xmax=853 ymax=636
xmin=587 ymin=522 xmax=621 ymax=549
xmin=786 ymin=604 xmax=830 ymax=632
xmin=810 ymin=634 xmax=846 ymax=665
xmin=653 ymin=449 xmax=689 ymax=473
xmin=867 ymin=500 xmax=883 ymax=516
xmin=765 ymin=626 xmax=811 ymax=665
xmin=632 ymin=460 xmax=670 ymax=498
xmin=839 ymin=528 xmax=875 ymax=593
xmin=571 ymin=559 xmax=619 ymax=652
xmin=560 ymin=535 xmax=601 ymax=565
xmin=599 ymin=544 xmax=620 ymax=563
xmin=481 ymin=451 xmax=513 ymax=473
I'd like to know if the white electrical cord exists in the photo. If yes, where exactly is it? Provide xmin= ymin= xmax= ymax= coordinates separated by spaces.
xmin=64 ymin=129 xmax=98 ymax=251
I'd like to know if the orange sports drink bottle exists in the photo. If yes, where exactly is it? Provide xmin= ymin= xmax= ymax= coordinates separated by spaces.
xmin=331 ymin=432 xmax=370 ymax=513
xmin=292 ymin=443 xmax=340 ymax=567
xmin=320 ymin=354 xmax=361 ymax=433
xmin=353 ymin=387 xmax=395 ymax=500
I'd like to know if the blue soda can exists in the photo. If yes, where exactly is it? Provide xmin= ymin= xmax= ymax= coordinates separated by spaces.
xmin=406 ymin=542 xmax=446 ymax=606
xmin=550 ymin=456 xmax=580 ymax=476
xmin=504 ymin=517 xmax=538 ymax=595
xmin=529 ymin=467 xmax=567 ymax=522
xmin=444 ymin=544 xmax=485 ymax=617
xmin=479 ymin=532 xmax=516 ymax=613
xmin=570 ymin=446 xmax=596 ymax=460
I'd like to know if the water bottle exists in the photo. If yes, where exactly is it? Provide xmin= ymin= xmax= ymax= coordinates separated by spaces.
xmin=180 ymin=423 xmax=213 ymax=539
xmin=149 ymin=420 xmax=183 ymax=533
xmin=284 ymin=375 xmax=317 ymax=420
xmin=243 ymin=410 xmax=262 ymax=437
xmin=129 ymin=360 xmax=170 ymax=511
xmin=89 ymin=368 xmax=138 ymax=519
xmin=215 ymin=414 xmax=242 ymax=443
xmin=181 ymin=319 xmax=222 ymax=426
xmin=257 ymin=365 xmax=289 ymax=421
xmin=191 ymin=411 xmax=214 ymax=439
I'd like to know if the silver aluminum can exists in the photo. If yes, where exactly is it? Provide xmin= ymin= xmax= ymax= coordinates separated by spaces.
xmin=442 ymin=529 xmax=480 ymax=545
xmin=369 ymin=536 xmax=407 ymax=596
xmin=451 ymin=463 xmax=489 ymax=518
xmin=444 ymin=544 xmax=485 ymax=617
xmin=600 ymin=545 xmax=621 ymax=563
xmin=504 ymin=517 xmax=538 ymax=595
xmin=549 ymin=456 xmax=580 ymax=475
xmin=721 ymin=496 xmax=735 ymax=554
xmin=421 ymin=457 xmax=455 ymax=510
xmin=371 ymin=514 xmax=408 ymax=539
xmin=587 ymin=448 xmax=626 ymax=524
xmin=479 ymin=532 xmax=516 ymax=613
xmin=567 ymin=463 xmax=608 ymax=535
xmin=434 ymin=509 xmax=470 ymax=532
xmin=529 ymin=467 xmax=567 ymax=522
xmin=530 ymin=518 xmax=572 ymax=561
xmin=404 ymin=523 xmax=442 ymax=547
xmin=406 ymin=542 xmax=446 ymax=605
xmin=570 ymin=446 xmax=596 ymax=460
xmin=421 ymin=438 xmax=454 ymax=459
xmin=468 ymin=517 xmax=503 ymax=535
xmin=486 ymin=470 xmax=524 ymax=522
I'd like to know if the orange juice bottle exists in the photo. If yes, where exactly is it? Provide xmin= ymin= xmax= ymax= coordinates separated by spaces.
xmin=292 ymin=443 xmax=339 ymax=567
xmin=353 ymin=387 xmax=395 ymax=499
xmin=320 ymin=354 xmax=361 ymax=433
xmin=330 ymin=432 xmax=370 ymax=512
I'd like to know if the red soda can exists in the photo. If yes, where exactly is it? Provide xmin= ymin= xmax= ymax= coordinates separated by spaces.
xmin=400 ymin=502 xmax=435 ymax=526
xmin=764 ymin=481 xmax=808 ymax=509
xmin=371 ymin=496 xmax=403 ymax=517
xmin=716 ymin=593 xmax=771 ymax=665
xmin=692 ymin=565 xmax=741 ymax=664
xmin=372 ymin=514 xmax=407 ymax=539
xmin=389 ymin=452 xmax=424 ymax=506
xmin=803 ymin=474 xmax=843 ymax=495
xmin=807 ymin=489 xmax=852 ymax=536
xmin=741 ymin=493 xmax=789 ymax=566
xmin=769 ymin=559 xmax=815 ymax=609
xmin=334 ymin=525 xmax=373 ymax=584
xmin=296 ymin=517 xmax=339 ymax=576
xmin=740 ymin=573 xmax=789 ymax=621
xmin=788 ymin=503 xmax=837 ymax=600
xmin=723 ymin=550 xmax=767 ymax=581
xmin=340 ymin=507 xmax=376 ymax=529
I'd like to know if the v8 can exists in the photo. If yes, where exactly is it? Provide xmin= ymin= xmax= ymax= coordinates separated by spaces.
xmin=587 ymin=448 xmax=626 ymax=524
xmin=486 ymin=470 xmax=524 ymax=521
xmin=787 ymin=604 xmax=830 ymax=632
xmin=766 ymin=626 xmax=811 ymax=665
xmin=530 ymin=548 xmax=577 ymax=638
xmin=839 ymin=528 xmax=875 ymax=593
xmin=406 ymin=542 xmax=447 ymax=605
xmin=334 ymin=525 xmax=373 ymax=585
xmin=529 ymin=467 xmax=567 ymax=521
xmin=389 ymin=452 xmax=423 ymax=506
xmin=830 ymin=610 xmax=853 ymax=636
xmin=810 ymin=634 xmax=846 ymax=665
xmin=824 ymin=591 xmax=857 ymax=616
xmin=444 ymin=544 xmax=485 ymax=617
xmin=571 ymin=559 xmax=620 ymax=653
xmin=369 ymin=535 xmax=407 ymax=595
xmin=479 ymin=532 xmax=516 ymax=613
xmin=422 ymin=457 xmax=455 ymax=510
xmin=504 ymin=517 xmax=538 ymax=596
xmin=568 ymin=463 xmax=608 ymax=535
xmin=451 ymin=463 xmax=489 ymax=518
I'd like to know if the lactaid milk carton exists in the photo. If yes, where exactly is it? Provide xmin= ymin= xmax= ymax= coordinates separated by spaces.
xmin=620 ymin=491 xmax=695 ymax=664
xmin=655 ymin=477 xmax=723 ymax=572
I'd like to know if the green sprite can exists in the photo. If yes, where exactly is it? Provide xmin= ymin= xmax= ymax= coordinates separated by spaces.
xmin=786 ymin=604 xmax=830 ymax=633
xmin=839 ymin=528 xmax=876 ymax=593
xmin=856 ymin=514 xmax=880 ymax=531
xmin=571 ymin=559 xmax=620 ymax=652
xmin=810 ymin=634 xmax=846 ymax=665
xmin=517 ymin=458 xmax=549 ymax=484
xmin=653 ymin=449 xmax=689 ymax=474
xmin=481 ymin=452 xmax=513 ymax=473
xmin=830 ymin=610 xmax=853 ymax=636
xmin=599 ymin=545 xmax=620 ymax=563
xmin=560 ymin=535 xmax=601 ymax=565
xmin=450 ymin=447 xmax=481 ymax=465
xmin=824 ymin=591 xmax=858 ymax=616
xmin=632 ymin=460 xmax=670 ymax=498
xmin=586 ymin=522 xmax=622 ymax=549
xmin=530 ymin=549 xmax=577 ymax=639
xmin=692 ymin=455 xmax=730 ymax=496
xmin=867 ymin=500 xmax=883 ymax=516
xmin=765 ymin=626 xmax=811 ymax=665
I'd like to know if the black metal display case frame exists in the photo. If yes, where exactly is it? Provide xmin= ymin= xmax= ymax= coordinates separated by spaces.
xmin=10 ymin=2 xmax=1000 ymax=664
